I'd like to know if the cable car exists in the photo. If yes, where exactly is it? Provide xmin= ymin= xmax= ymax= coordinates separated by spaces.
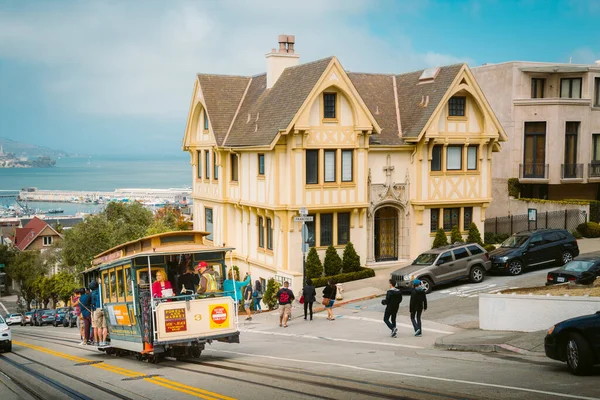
xmin=82 ymin=231 xmax=240 ymax=363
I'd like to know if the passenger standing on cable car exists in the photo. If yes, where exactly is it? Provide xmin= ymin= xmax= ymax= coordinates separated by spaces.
xmin=78 ymin=287 xmax=92 ymax=345
xmin=178 ymin=265 xmax=196 ymax=294
xmin=152 ymin=271 xmax=173 ymax=298
xmin=223 ymin=270 xmax=251 ymax=303
xmin=90 ymin=280 xmax=108 ymax=346
xmin=195 ymin=261 xmax=217 ymax=295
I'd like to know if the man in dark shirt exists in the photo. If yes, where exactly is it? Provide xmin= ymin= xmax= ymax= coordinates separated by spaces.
xmin=275 ymin=281 xmax=295 ymax=328
xmin=78 ymin=288 xmax=92 ymax=345
xmin=381 ymin=279 xmax=402 ymax=338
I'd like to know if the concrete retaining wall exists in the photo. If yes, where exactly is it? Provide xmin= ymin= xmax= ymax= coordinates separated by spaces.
xmin=479 ymin=293 xmax=600 ymax=332
xmin=486 ymin=195 xmax=589 ymax=220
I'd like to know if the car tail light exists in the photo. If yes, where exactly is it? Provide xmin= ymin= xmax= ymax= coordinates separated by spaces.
xmin=42 ymin=315 xmax=47 ymax=319
xmin=568 ymin=277 xmax=576 ymax=282
xmin=547 ymin=275 xmax=553 ymax=281
xmin=484 ymin=253 xmax=489 ymax=261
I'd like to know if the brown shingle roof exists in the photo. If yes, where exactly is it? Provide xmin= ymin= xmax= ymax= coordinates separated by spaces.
xmin=197 ymin=74 xmax=251 ymax=146
xmin=15 ymin=216 xmax=50 ymax=251
xmin=348 ymin=63 xmax=464 ymax=145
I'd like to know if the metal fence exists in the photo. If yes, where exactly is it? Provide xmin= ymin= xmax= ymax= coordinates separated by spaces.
xmin=484 ymin=209 xmax=587 ymax=236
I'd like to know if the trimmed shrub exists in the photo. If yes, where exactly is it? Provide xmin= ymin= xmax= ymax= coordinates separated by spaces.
xmin=484 ymin=232 xmax=496 ymax=244
xmin=305 ymin=247 xmax=323 ymax=279
xmin=484 ymin=244 xmax=496 ymax=252
xmin=432 ymin=228 xmax=449 ymax=248
xmin=262 ymin=278 xmax=281 ymax=310
xmin=311 ymin=267 xmax=376 ymax=288
xmin=590 ymin=201 xmax=600 ymax=223
xmin=495 ymin=233 xmax=510 ymax=244
xmin=571 ymin=229 xmax=582 ymax=239
xmin=323 ymin=245 xmax=343 ymax=276
xmin=342 ymin=242 xmax=361 ymax=273
xmin=577 ymin=222 xmax=600 ymax=238
xmin=466 ymin=223 xmax=483 ymax=246
xmin=507 ymin=178 xmax=520 ymax=197
xmin=450 ymin=225 xmax=464 ymax=244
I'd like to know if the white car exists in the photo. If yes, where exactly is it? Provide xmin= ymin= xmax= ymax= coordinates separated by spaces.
xmin=0 ymin=315 xmax=11 ymax=352
xmin=6 ymin=313 xmax=22 ymax=326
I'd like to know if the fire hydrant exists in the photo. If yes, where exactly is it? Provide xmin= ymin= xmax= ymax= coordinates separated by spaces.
xmin=336 ymin=283 xmax=344 ymax=300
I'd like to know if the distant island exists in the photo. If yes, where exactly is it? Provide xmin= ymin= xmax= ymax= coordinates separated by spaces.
xmin=0 ymin=137 xmax=73 ymax=168
xmin=0 ymin=154 xmax=56 ymax=168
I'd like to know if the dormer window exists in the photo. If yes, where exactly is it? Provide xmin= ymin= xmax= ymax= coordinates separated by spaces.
xmin=323 ymin=93 xmax=337 ymax=119
xmin=448 ymin=96 xmax=466 ymax=117
xmin=203 ymin=110 xmax=209 ymax=130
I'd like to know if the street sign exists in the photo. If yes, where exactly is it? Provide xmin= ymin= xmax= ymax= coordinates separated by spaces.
xmin=299 ymin=207 xmax=308 ymax=216
xmin=294 ymin=216 xmax=313 ymax=222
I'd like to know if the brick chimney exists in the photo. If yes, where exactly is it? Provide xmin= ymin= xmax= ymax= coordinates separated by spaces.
xmin=266 ymin=35 xmax=300 ymax=89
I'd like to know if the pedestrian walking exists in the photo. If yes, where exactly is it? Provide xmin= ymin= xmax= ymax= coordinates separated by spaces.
xmin=322 ymin=279 xmax=337 ymax=321
xmin=381 ymin=279 xmax=402 ymax=337
xmin=302 ymin=278 xmax=316 ymax=321
xmin=410 ymin=279 xmax=427 ymax=337
xmin=252 ymin=280 xmax=263 ymax=314
xmin=243 ymin=283 xmax=253 ymax=321
xmin=276 ymin=281 xmax=295 ymax=328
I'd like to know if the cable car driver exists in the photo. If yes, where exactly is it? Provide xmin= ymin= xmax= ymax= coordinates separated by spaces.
xmin=195 ymin=261 xmax=217 ymax=296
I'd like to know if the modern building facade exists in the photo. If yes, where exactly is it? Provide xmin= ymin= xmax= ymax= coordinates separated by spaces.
xmin=472 ymin=61 xmax=600 ymax=217
xmin=183 ymin=36 xmax=506 ymax=291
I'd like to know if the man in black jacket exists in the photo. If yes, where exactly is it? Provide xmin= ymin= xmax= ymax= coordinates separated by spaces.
xmin=381 ymin=279 xmax=402 ymax=337
xmin=410 ymin=279 xmax=427 ymax=337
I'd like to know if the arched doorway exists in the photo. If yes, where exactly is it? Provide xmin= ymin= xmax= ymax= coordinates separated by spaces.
xmin=374 ymin=207 xmax=398 ymax=261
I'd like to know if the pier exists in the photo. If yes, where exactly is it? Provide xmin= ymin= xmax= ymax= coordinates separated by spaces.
xmin=17 ymin=188 xmax=191 ymax=206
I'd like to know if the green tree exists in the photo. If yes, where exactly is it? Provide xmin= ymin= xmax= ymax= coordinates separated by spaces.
xmin=466 ymin=223 xmax=484 ymax=245
xmin=62 ymin=202 xmax=154 ymax=271
xmin=342 ymin=242 xmax=361 ymax=273
xmin=432 ymin=228 xmax=449 ymax=249
xmin=51 ymin=271 xmax=79 ymax=306
xmin=150 ymin=205 xmax=193 ymax=233
xmin=262 ymin=278 xmax=281 ymax=310
xmin=450 ymin=225 xmax=464 ymax=244
xmin=305 ymin=247 xmax=323 ymax=279
xmin=5 ymin=250 xmax=45 ymax=310
xmin=323 ymin=245 xmax=342 ymax=276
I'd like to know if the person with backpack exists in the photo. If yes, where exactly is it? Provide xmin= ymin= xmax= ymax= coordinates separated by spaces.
xmin=276 ymin=281 xmax=295 ymax=328
xmin=78 ymin=287 xmax=92 ymax=345
xmin=302 ymin=278 xmax=316 ymax=321
xmin=243 ymin=284 xmax=253 ymax=321
xmin=322 ymin=279 xmax=337 ymax=321
xmin=381 ymin=279 xmax=402 ymax=337
xmin=252 ymin=280 xmax=263 ymax=314
xmin=410 ymin=279 xmax=428 ymax=337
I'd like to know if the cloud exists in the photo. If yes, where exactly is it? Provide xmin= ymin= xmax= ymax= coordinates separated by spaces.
xmin=569 ymin=48 xmax=600 ymax=64
xmin=0 ymin=0 xmax=468 ymax=120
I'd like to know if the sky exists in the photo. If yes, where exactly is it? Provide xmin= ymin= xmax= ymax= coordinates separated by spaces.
xmin=0 ymin=0 xmax=598 ymax=156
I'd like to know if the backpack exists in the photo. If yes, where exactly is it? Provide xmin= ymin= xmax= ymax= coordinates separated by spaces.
xmin=252 ymin=290 xmax=258 ymax=298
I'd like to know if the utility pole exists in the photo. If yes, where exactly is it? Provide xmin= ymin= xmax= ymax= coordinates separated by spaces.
xmin=294 ymin=207 xmax=313 ymax=286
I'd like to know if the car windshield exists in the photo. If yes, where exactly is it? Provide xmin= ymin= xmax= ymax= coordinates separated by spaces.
xmin=413 ymin=253 xmax=439 ymax=265
xmin=9 ymin=314 xmax=19 ymax=317
xmin=564 ymin=260 xmax=596 ymax=272
xmin=501 ymin=235 xmax=529 ymax=248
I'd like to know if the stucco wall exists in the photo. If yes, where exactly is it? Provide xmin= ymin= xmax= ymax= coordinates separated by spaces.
xmin=479 ymin=293 xmax=600 ymax=332
xmin=484 ymin=196 xmax=589 ymax=219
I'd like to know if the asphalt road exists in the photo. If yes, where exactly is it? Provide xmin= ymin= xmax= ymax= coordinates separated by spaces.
xmin=3 ymin=307 xmax=599 ymax=400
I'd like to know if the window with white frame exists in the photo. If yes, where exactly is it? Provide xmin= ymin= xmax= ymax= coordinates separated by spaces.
xmin=560 ymin=78 xmax=582 ymax=99
xmin=446 ymin=146 xmax=462 ymax=170
xmin=266 ymin=218 xmax=273 ymax=250
xmin=43 ymin=236 xmax=53 ymax=246
xmin=341 ymin=150 xmax=353 ymax=182
xmin=467 ymin=146 xmax=478 ymax=170
xmin=196 ymin=151 xmax=202 ymax=178
xmin=204 ymin=110 xmax=209 ymax=130
xmin=324 ymin=150 xmax=336 ymax=182
xmin=205 ymin=208 xmax=213 ymax=241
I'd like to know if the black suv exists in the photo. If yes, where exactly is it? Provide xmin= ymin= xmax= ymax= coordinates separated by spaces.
xmin=489 ymin=229 xmax=579 ymax=275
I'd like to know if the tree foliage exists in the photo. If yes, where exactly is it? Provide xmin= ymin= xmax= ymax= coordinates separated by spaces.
xmin=5 ymin=250 xmax=46 ymax=310
xmin=432 ymin=228 xmax=449 ymax=249
xmin=323 ymin=245 xmax=342 ymax=276
xmin=342 ymin=242 xmax=361 ymax=273
xmin=62 ymin=202 xmax=154 ymax=271
xmin=262 ymin=278 xmax=281 ymax=310
xmin=450 ymin=225 xmax=464 ymax=244
xmin=466 ymin=223 xmax=484 ymax=245
xmin=147 ymin=205 xmax=192 ymax=234
xmin=305 ymin=247 xmax=323 ymax=279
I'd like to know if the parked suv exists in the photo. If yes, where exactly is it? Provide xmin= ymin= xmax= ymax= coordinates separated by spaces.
xmin=489 ymin=229 xmax=579 ymax=276
xmin=391 ymin=243 xmax=491 ymax=294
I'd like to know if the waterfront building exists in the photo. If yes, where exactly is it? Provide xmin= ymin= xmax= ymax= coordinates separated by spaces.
xmin=182 ymin=36 xmax=506 ymax=291
xmin=472 ymin=61 xmax=600 ymax=217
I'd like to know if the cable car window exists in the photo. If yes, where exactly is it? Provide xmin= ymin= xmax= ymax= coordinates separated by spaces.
xmin=124 ymin=266 xmax=133 ymax=299
xmin=109 ymin=269 xmax=117 ymax=302
xmin=137 ymin=268 xmax=165 ymax=287
xmin=102 ymin=272 xmax=110 ymax=303
xmin=116 ymin=267 xmax=125 ymax=300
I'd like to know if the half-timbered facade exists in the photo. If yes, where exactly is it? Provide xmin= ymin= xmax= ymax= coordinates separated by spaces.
xmin=182 ymin=36 xmax=506 ymax=291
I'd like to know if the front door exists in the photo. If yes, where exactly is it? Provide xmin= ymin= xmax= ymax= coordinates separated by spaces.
xmin=374 ymin=207 xmax=398 ymax=262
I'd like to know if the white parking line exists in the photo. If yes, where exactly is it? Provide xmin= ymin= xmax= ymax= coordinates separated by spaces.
xmin=207 ymin=349 xmax=600 ymax=400
xmin=312 ymin=314 xmax=455 ymax=334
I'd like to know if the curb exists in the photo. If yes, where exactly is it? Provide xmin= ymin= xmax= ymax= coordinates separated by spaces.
xmin=434 ymin=339 xmax=545 ymax=357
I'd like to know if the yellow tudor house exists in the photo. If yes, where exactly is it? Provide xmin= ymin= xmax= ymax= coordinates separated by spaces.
xmin=182 ymin=36 xmax=506 ymax=291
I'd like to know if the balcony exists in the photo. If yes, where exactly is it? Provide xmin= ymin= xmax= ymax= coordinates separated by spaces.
xmin=589 ymin=163 xmax=600 ymax=179
xmin=561 ymin=164 xmax=584 ymax=180
xmin=519 ymin=163 xmax=549 ymax=181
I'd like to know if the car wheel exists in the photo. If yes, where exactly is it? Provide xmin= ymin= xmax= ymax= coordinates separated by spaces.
xmin=508 ymin=260 xmax=523 ymax=276
xmin=469 ymin=266 xmax=485 ymax=283
xmin=566 ymin=332 xmax=594 ymax=375
xmin=561 ymin=251 xmax=573 ymax=265
xmin=419 ymin=277 xmax=433 ymax=294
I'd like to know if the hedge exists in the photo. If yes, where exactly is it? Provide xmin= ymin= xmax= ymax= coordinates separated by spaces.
xmin=483 ymin=244 xmax=496 ymax=252
xmin=311 ymin=267 xmax=376 ymax=288
xmin=576 ymin=222 xmax=600 ymax=238
xmin=507 ymin=178 xmax=520 ymax=197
